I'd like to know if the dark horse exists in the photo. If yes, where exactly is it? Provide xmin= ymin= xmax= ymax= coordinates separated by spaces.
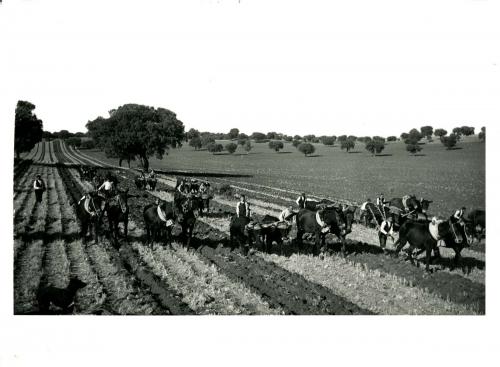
xmin=106 ymin=189 xmax=137 ymax=247
xmin=76 ymin=191 xmax=106 ymax=243
xmin=229 ymin=215 xmax=260 ymax=255
xmin=143 ymin=200 xmax=178 ymax=247
xmin=176 ymin=195 xmax=199 ymax=248
xmin=295 ymin=207 xmax=352 ymax=256
xmin=393 ymin=219 xmax=470 ymax=272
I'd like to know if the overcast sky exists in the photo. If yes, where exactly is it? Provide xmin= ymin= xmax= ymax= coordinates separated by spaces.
xmin=1 ymin=0 xmax=499 ymax=137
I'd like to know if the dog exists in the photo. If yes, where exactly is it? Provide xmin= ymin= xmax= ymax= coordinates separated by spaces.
xmin=37 ymin=277 xmax=87 ymax=314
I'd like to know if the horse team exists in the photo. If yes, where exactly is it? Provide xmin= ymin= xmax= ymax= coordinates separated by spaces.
xmin=73 ymin=165 xmax=485 ymax=272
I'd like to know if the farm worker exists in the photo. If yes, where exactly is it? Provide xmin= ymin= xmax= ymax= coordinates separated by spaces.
xmin=33 ymin=174 xmax=46 ymax=203
xmin=139 ymin=170 xmax=146 ymax=181
xmin=279 ymin=206 xmax=295 ymax=223
xmin=97 ymin=175 xmax=115 ymax=199
xmin=376 ymin=193 xmax=386 ymax=207
xmin=236 ymin=195 xmax=251 ymax=219
xmin=148 ymin=168 xmax=155 ymax=179
xmin=360 ymin=198 xmax=371 ymax=211
xmin=378 ymin=216 xmax=395 ymax=252
xmin=450 ymin=207 xmax=466 ymax=225
xmin=296 ymin=193 xmax=307 ymax=209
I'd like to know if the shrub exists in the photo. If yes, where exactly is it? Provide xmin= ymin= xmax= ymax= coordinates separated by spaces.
xmin=292 ymin=139 xmax=302 ymax=148
xmin=478 ymin=126 xmax=485 ymax=142
xmin=387 ymin=136 xmax=397 ymax=142
xmin=441 ymin=134 xmax=459 ymax=149
xmin=406 ymin=143 xmax=422 ymax=155
xmin=322 ymin=136 xmax=336 ymax=146
xmin=225 ymin=142 xmax=238 ymax=154
xmin=207 ymin=142 xmax=224 ymax=154
xmin=268 ymin=140 xmax=284 ymax=152
xmin=244 ymin=140 xmax=253 ymax=153
xmin=434 ymin=129 xmax=447 ymax=139
xmin=189 ymin=137 xmax=202 ymax=150
xmin=340 ymin=139 xmax=355 ymax=153
xmin=297 ymin=142 xmax=315 ymax=156
xmin=365 ymin=140 xmax=385 ymax=156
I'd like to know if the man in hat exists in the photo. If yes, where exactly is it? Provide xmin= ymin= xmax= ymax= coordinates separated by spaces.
xmin=33 ymin=174 xmax=46 ymax=204
xmin=296 ymin=193 xmax=307 ymax=209
xmin=378 ymin=216 xmax=394 ymax=252
xmin=236 ymin=195 xmax=251 ymax=219
xmin=450 ymin=207 xmax=466 ymax=225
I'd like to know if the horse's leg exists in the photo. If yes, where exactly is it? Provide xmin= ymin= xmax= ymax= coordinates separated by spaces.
xmin=393 ymin=237 xmax=405 ymax=258
xmin=145 ymin=224 xmax=151 ymax=245
xmin=123 ymin=218 xmax=128 ymax=240
xmin=425 ymin=246 xmax=432 ymax=273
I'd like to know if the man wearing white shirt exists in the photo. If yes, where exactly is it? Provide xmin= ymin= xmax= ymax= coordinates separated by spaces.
xmin=378 ymin=216 xmax=394 ymax=252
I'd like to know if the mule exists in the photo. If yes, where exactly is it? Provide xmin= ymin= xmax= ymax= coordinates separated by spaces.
xmin=295 ymin=207 xmax=352 ymax=256
xmin=143 ymin=200 xmax=178 ymax=247
xmin=393 ymin=219 xmax=470 ymax=272
xmin=76 ymin=192 xmax=106 ymax=244
xmin=229 ymin=215 xmax=257 ymax=255
xmin=106 ymin=189 xmax=137 ymax=247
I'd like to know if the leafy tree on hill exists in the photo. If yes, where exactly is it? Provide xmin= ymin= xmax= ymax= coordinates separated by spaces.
xmin=406 ymin=143 xmax=422 ymax=155
xmin=42 ymin=131 xmax=53 ymax=141
xmin=268 ymin=140 xmax=284 ymax=152
xmin=338 ymin=135 xmax=347 ymax=143
xmin=441 ymin=134 xmax=459 ymax=150
xmin=365 ymin=139 xmax=385 ymax=156
xmin=207 ymin=142 xmax=224 ymax=154
xmin=478 ymin=126 xmax=485 ymax=142
xmin=228 ymin=128 xmax=239 ymax=140
xmin=460 ymin=126 xmax=475 ymax=136
xmin=266 ymin=131 xmax=279 ymax=140
xmin=186 ymin=128 xmax=200 ymax=140
xmin=340 ymin=139 xmax=355 ymax=153
xmin=406 ymin=128 xmax=422 ymax=144
xmin=372 ymin=136 xmax=386 ymax=143
xmin=251 ymin=132 xmax=266 ymax=140
xmin=321 ymin=136 xmax=336 ymax=146
xmin=80 ymin=140 xmax=96 ymax=150
xmin=201 ymin=134 xmax=216 ymax=148
xmin=298 ymin=143 xmax=315 ymax=156
xmin=434 ymin=129 xmax=447 ymax=140
xmin=292 ymin=139 xmax=301 ymax=148
xmin=238 ymin=138 xmax=247 ymax=146
xmin=86 ymin=103 xmax=184 ymax=171
xmin=189 ymin=136 xmax=202 ymax=150
xmin=283 ymin=135 xmax=293 ymax=142
xmin=452 ymin=127 xmax=463 ymax=140
xmin=400 ymin=132 xmax=409 ymax=141
xmin=420 ymin=126 xmax=434 ymax=139
xmin=348 ymin=135 xmax=357 ymax=142
xmin=387 ymin=136 xmax=397 ymax=142
xmin=225 ymin=142 xmax=238 ymax=154
xmin=244 ymin=140 xmax=253 ymax=154
xmin=14 ymin=100 xmax=43 ymax=159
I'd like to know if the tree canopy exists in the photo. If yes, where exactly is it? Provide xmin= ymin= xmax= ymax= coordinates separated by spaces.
xmin=228 ymin=128 xmax=239 ymax=140
xmin=340 ymin=139 xmax=355 ymax=153
xmin=420 ymin=126 xmax=433 ymax=139
xmin=86 ymin=104 xmax=184 ymax=171
xmin=268 ymin=140 xmax=284 ymax=152
xmin=225 ymin=142 xmax=238 ymax=154
xmin=298 ymin=143 xmax=315 ymax=156
xmin=434 ymin=128 xmax=447 ymax=139
xmin=365 ymin=139 xmax=385 ymax=156
xmin=441 ymin=134 xmax=459 ymax=149
xmin=478 ymin=127 xmax=485 ymax=142
xmin=189 ymin=136 xmax=202 ymax=150
xmin=14 ymin=100 xmax=44 ymax=159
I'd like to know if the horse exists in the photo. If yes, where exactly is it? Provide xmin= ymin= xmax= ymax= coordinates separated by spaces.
xmin=393 ymin=218 xmax=470 ymax=272
xmin=105 ymin=189 xmax=137 ymax=247
xmin=388 ymin=195 xmax=422 ymax=213
xmin=295 ymin=207 xmax=351 ymax=256
xmin=229 ymin=215 xmax=259 ymax=255
xmin=176 ymin=195 xmax=199 ymax=248
xmin=143 ymin=200 xmax=178 ymax=247
xmin=146 ymin=177 xmax=157 ymax=191
xmin=134 ymin=176 xmax=146 ymax=190
xmin=76 ymin=191 xmax=106 ymax=244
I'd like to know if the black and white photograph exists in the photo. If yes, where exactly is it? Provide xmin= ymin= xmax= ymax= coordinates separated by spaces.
xmin=1 ymin=0 xmax=498 ymax=365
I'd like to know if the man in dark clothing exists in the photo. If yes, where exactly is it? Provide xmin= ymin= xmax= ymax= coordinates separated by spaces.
xmin=378 ymin=216 xmax=394 ymax=253
xmin=236 ymin=195 xmax=251 ymax=219
xmin=296 ymin=193 xmax=307 ymax=209
xmin=33 ymin=174 xmax=46 ymax=203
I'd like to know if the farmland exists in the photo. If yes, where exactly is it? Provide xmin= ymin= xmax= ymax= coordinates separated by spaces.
xmin=12 ymin=139 xmax=485 ymax=315
xmin=83 ymin=138 xmax=485 ymax=217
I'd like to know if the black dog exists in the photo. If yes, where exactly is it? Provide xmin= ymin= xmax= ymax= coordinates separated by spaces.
xmin=37 ymin=277 xmax=87 ymax=314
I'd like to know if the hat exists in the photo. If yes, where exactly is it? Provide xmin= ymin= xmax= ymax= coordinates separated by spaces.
xmin=461 ymin=206 xmax=466 ymax=210
xmin=387 ymin=216 xmax=393 ymax=221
